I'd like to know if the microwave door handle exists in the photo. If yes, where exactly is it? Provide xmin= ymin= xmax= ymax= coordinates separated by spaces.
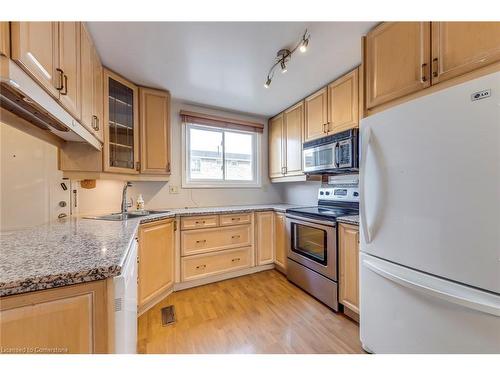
xmin=334 ymin=142 xmax=340 ymax=168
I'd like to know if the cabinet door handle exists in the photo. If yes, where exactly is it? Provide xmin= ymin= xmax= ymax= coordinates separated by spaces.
xmin=196 ymin=239 xmax=207 ymax=244
xmin=231 ymin=217 xmax=241 ymax=221
xmin=195 ymin=264 xmax=206 ymax=270
xmin=231 ymin=235 xmax=240 ymax=239
xmin=195 ymin=220 xmax=206 ymax=225
xmin=166 ymin=162 xmax=171 ymax=172
xmin=95 ymin=116 xmax=99 ymax=131
xmin=421 ymin=63 xmax=428 ymax=82
xmin=432 ymin=58 xmax=439 ymax=78
xmin=322 ymin=123 xmax=328 ymax=133
xmin=231 ymin=257 xmax=241 ymax=262
xmin=56 ymin=68 xmax=64 ymax=91
xmin=60 ymin=75 xmax=68 ymax=95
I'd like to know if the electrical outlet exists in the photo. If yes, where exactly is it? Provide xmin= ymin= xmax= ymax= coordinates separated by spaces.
xmin=169 ymin=185 xmax=179 ymax=194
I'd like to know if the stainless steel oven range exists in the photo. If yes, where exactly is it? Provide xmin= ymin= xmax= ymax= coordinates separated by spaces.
xmin=285 ymin=175 xmax=359 ymax=310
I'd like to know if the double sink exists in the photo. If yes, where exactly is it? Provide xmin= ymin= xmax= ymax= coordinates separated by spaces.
xmin=84 ymin=210 xmax=171 ymax=221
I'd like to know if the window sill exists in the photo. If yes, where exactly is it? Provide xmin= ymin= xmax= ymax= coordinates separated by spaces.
xmin=182 ymin=181 xmax=262 ymax=189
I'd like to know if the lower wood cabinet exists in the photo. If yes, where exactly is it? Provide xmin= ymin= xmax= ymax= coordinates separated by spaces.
xmin=181 ymin=246 xmax=252 ymax=282
xmin=255 ymin=211 xmax=274 ymax=265
xmin=338 ymin=223 xmax=360 ymax=318
xmin=181 ymin=224 xmax=251 ymax=256
xmin=138 ymin=218 xmax=174 ymax=312
xmin=0 ymin=280 xmax=110 ymax=353
xmin=274 ymin=212 xmax=287 ymax=272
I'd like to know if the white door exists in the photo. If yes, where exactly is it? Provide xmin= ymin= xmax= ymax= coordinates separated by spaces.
xmin=359 ymin=71 xmax=500 ymax=293
xmin=360 ymin=253 xmax=500 ymax=354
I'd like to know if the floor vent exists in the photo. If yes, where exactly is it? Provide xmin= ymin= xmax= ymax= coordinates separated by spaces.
xmin=161 ymin=305 xmax=176 ymax=326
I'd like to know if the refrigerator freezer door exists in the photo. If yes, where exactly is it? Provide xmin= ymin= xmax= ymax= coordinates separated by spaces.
xmin=359 ymin=71 xmax=500 ymax=293
xmin=360 ymin=253 xmax=500 ymax=353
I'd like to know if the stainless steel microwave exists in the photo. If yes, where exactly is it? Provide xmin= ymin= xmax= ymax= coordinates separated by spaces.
xmin=303 ymin=129 xmax=358 ymax=174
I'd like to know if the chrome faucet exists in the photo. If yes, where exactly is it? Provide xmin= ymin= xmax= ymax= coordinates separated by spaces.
xmin=121 ymin=181 xmax=133 ymax=214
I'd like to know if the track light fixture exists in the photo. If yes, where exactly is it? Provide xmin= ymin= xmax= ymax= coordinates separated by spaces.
xmin=264 ymin=29 xmax=310 ymax=88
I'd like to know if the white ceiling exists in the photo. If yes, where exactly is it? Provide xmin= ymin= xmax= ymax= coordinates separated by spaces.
xmin=87 ymin=22 xmax=377 ymax=117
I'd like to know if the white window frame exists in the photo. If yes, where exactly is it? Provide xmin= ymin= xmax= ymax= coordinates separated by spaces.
xmin=182 ymin=122 xmax=262 ymax=188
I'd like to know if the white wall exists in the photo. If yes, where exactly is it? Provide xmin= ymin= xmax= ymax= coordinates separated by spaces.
xmin=75 ymin=100 xmax=284 ymax=215
xmin=0 ymin=122 xmax=67 ymax=230
xmin=279 ymin=180 xmax=322 ymax=206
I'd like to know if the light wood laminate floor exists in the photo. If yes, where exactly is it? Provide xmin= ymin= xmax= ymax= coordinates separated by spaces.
xmin=138 ymin=270 xmax=363 ymax=354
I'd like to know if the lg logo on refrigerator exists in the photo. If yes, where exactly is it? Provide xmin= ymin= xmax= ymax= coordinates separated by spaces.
xmin=471 ymin=89 xmax=491 ymax=101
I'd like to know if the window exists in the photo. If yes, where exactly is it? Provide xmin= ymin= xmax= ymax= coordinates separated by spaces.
xmin=183 ymin=123 xmax=261 ymax=187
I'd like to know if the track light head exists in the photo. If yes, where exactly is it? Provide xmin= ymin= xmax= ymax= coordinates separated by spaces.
xmin=264 ymin=76 xmax=272 ymax=88
xmin=280 ymin=60 xmax=287 ymax=74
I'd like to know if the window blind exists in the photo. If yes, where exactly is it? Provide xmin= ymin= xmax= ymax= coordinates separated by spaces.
xmin=180 ymin=110 xmax=264 ymax=133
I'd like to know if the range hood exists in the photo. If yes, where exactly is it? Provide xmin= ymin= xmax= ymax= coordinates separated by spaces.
xmin=0 ymin=56 xmax=101 ymax=150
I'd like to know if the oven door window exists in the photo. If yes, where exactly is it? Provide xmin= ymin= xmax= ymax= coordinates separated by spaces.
xmin=291 ymin=223 xmax=328 ymax=265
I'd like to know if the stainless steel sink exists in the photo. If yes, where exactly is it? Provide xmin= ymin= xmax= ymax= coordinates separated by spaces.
xmin=84 ymin=210 xmax=170 ymax=221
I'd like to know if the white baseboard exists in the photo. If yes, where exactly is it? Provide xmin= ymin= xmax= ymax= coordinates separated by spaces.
xmin=174 ymin=264 xmax=275 ymax=291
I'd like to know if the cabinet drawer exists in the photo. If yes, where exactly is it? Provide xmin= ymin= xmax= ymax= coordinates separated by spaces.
xmin=181 ymin=224 xmax=251 ymax=256
xmin=180 ymin=215 xmax=218 ymax=230
xmin=219 ymin=213 xmax=251 ymax=226
xmin=181 ymin=246 xmax=252 ymax=282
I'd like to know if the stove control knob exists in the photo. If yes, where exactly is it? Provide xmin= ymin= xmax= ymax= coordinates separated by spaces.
xmin=320 ymin=191 xmax=324 ymax=195
xmin=325 ymin=191 xmax=330 ymax=196
xmin=353 ymin=192 xmax=359 ymax=197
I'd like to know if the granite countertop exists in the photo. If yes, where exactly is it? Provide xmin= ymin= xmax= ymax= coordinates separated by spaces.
xmin=0 ymin=204 xmax=301 ymax=297
xmin=336 ymin=215 xmax=360 ymax=225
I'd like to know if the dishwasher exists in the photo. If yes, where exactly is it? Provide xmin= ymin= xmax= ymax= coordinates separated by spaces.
xmin=113 ymin=239 xmax=138 ymax=354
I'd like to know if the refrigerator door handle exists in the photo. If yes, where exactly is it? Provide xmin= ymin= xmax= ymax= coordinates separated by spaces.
xmin=363 ymin=258 xmax=500 ymax=317
xmin=360 ymin=127 xmax=372 ymax=243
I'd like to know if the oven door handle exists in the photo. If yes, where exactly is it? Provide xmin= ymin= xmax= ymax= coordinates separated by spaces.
xmin=286 ymin=214 xmax=336 ymax=228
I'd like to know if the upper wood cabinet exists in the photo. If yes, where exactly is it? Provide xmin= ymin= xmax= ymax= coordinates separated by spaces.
xmin=58 ymin=22 xmax=81 ymax=119
xmin=431 ymin=22 xmax=500 ymax=84
xmin=11 ymin=22 xmax=60 ymax=98
xmin=138 ymin=218 xmax=175 ymax=312
xmin=268 ymin=113 xmax=284 ymax=178
xmin=0 ymin=280 xmax=110 ymax=353
xmin=255 ymin=211 xmax=274 ymax=265
xmin=80 ymin=23 xmax=103 ymax=142
xmin=274 ymin=212 xmax=287 ymax=272
xmin=338 ymin=223 xmax=360 ymax=316
xmin=365 ymin=22 xmax=431 ymax=109
xmin=304 ymin=87 xmax=328 ymax=141
xmin=0 ymin=22 xmax=9 ymax=57
xmin=328 ymin=68 xmax=359 ymax=133
xmin=304 ymin=68 xmax=359 ymax=141
xmin=103 ymin=68 xmax=139 ymax=174
xmin=139 ymin=87 xmax=171 ymax=175
xmin=11 ymin=22 xmax=83 ymax=120
xmin=92 ymin=44 xmax=104 ymax=141
xmin=283 ymin=101 xmax=304 ymax=176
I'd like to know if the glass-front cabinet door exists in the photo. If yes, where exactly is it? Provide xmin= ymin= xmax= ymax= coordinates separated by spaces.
xmin=103 ymin=69 xmax=139 ymax=173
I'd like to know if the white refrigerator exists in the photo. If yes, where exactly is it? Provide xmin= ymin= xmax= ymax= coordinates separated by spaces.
xmin=359 ymin=71 xmax=500 ymax=353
